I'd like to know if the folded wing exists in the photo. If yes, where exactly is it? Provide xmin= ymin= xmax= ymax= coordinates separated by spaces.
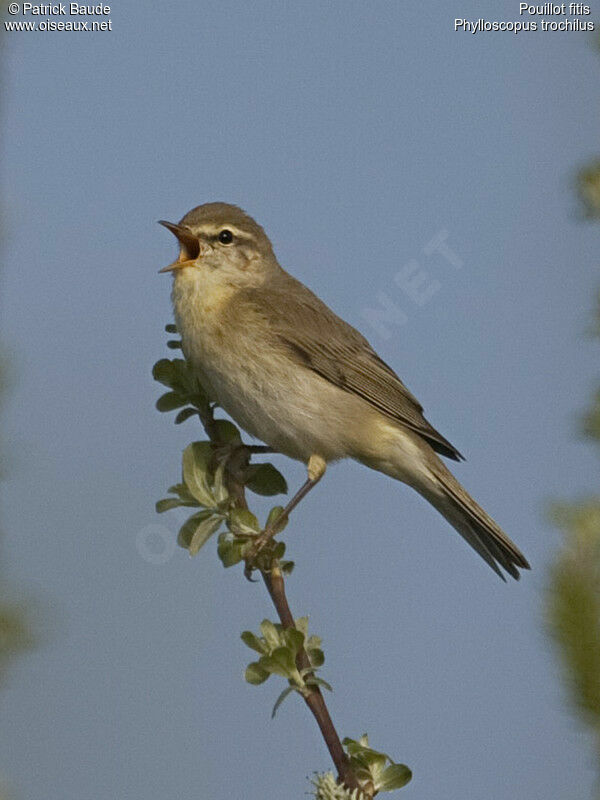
xmin=239 ymin=279 xmax=463 ymax=461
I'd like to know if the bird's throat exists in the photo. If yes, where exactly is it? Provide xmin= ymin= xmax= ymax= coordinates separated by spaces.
xmin=172 ymin=269 xmax=237 ymax=317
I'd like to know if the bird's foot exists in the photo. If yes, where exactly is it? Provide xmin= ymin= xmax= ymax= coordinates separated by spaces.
xmin=243 ymin=455 xmax=327 ymax=581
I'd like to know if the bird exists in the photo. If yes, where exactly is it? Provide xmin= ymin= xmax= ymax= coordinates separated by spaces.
xmin=159 ymin=202 xmax=530 ymax=580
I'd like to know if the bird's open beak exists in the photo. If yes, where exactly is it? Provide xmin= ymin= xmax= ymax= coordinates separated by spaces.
xmin=158 ymin=220 xmax=207 ymax=273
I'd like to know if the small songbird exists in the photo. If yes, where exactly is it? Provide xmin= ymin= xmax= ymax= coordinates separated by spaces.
xmin=159 ymin=202 xmax=530 ymax=580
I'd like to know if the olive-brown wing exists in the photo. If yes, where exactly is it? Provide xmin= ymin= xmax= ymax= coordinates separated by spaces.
xmin=239 ymin=281 xmax=463 ymax=461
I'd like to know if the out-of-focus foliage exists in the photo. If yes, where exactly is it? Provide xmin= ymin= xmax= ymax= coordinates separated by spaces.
xmin=1 ymin=33 xmax=36 ymax=791
xmin=0 ymin=594 xmax=35 ymax=686
xmin=551 ymin=30 xmax=600 ymax=756
xmin=575 ymin=36 xmax=600 ymax=222
xmin=547 ymin=294 xmax=600 ymax=773
xmin=0 ymin=361 xmax=35 ymax=684
xmin=577 ymin=160 xmax=600 ymax=219
xmin=550 ymin=39 xmax=600 ymax=766
xmin=549 ymin=503 xmax=600 ymax=728
xmin=583 ymin=387 xmax=600 ymax=441
xmin=589 ymin=290 xmax=600 ymax=340
xmin=1 ymin=318 xmax=36 ymax=800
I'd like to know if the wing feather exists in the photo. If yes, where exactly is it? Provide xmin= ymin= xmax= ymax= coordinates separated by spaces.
xmin=238 ymin=278 xmax=463 ymax=461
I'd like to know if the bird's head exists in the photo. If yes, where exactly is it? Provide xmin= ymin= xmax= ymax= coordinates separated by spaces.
xmin=159 ymin=202 xmax=279 ymax=286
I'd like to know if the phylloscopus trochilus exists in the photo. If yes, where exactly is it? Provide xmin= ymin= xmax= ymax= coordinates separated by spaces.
xmin=159 ymin=202 xmax=529 ymax=580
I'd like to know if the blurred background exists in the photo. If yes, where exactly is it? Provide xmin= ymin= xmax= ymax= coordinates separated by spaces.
xmin=1 ymin=1 xmax=599 ymax=798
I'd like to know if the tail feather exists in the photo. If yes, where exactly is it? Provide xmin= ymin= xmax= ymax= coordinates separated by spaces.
xmin=422 ymin=467 xmax=530 ymax=581
xmin=357 ymin=420 xmax=530 ymax=580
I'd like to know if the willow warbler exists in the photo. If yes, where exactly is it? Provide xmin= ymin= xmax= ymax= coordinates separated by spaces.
xmin=159 ymin=202 xmax=529 ymax=580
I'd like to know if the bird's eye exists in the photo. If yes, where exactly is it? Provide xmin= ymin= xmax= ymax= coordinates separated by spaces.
xmin=218 ymin=229 xmax=234 ymax=245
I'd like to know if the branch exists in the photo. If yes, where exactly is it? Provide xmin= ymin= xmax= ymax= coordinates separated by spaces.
xmin=224 ymin=455 xmax=363 ymax=793
xmin=153 ymin=350 xmax=410 ymax=797
xmin=262 ymin=565 xmax=361 ymax=793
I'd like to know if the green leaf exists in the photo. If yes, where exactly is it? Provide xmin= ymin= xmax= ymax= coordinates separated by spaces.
xmin=175 ymin=407 xmax=198 ymax=425
xmin=153 ymin=358 xmax=193 ymax=396
xmin=271 ymin=686 xmax=295 ymax=718
xmin=189 ymin=391 xmax=209 ymax=409
xmin=343 ymin=736 xmax=388 ymax=769
xmin=343 ymin=736 xmax=368 ymax=755
xmin=183 ymin=440 xmax=212 ymax=472
xmin=240 ymin=631 xmax=267 ymax=655
xmin=182 ymin=442 xmax=214 ymax=506
xmin=168 ymin=483 xmax=197 ymax=503
xmin=258 ymin=655 xmax=291 ymax=679
xmin=229 ymin=508 xmax=261 ymax=535
xmin=156 ymin=391 xmax=187 ymax=412
xmin=377 ymin=763 xmax=412 ymax=791
xmin=177 ymin=510 xmax=213 ymax=549
xmin=165 ymin=323 xmax=178 ymax=333
xmin=155 ymin=497 xmax=185 ymax=513
xmin=152 ymin=358 xmax=176 ymax=387
xmin=217 ymin=533 xmax=246 ymax=568
xmin=212 ymin=462 xmax=229 ymax=505
xmin=273 ymin=541 xmax=286 ymax=560
xmin=245 ymin=662 xmax=270 ymax=685
xmin=270 ymin=646 xmax=297 ymax=676
xmin=167 ymin=339 xmax=182 ymax=349
xmin=360 ymin=749 xmax=387 ymax=772
xmin=211 ymin=419 xmax=242 ymax=444
xmin=267 ymin=506 xmax=287 ymax=530
xmin=246 ymin=463 xmax=288 ymax=496
xmin=305 ymin=675 xmax=332 ymax=692
xmin=188 ymin=515 xmax=223 ymax=556
xmin=259 ymin=619 xmax=281 ymax=650
xmin=280 ymin=560 xmax=295 ymax=575
xmin=283 ymin=627 xmax=304 ymax=656
xmin=308 ymin=648 xmax=325 ymax=668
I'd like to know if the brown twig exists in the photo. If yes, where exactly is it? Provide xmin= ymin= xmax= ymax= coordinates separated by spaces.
xmin=262 ymin=565 xmax=362 ymax=793
xmin=218 ymin=441 xmax=363 ymax=794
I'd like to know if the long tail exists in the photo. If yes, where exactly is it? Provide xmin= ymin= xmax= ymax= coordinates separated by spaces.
xmin=418 ymin=463 xmax=530 ymax=581
xmin=356 ymin=420 xmax=530 ymax=580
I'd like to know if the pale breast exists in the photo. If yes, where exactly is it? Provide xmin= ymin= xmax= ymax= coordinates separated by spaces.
xmin=170 ymin=270 xmax=364 ymax=462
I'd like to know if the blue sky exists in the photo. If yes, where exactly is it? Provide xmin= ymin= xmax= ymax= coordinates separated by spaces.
xmin=1 ymin=2 xmax=599 ymax=799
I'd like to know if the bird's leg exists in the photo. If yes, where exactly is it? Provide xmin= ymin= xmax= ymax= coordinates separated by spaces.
xmin=244 ymin=455 xmax=327 ymax=577
xmin=270 ymin=454 xmax=326 ymax=535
